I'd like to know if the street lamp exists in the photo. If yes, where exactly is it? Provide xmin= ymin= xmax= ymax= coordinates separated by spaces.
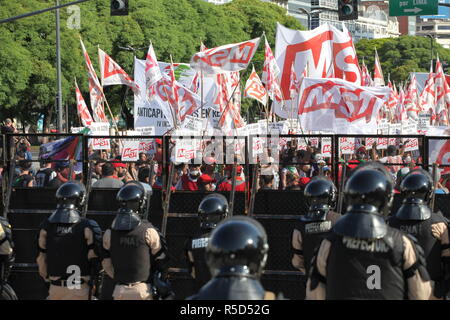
xmin=426 ymin=34 xmax=436 ymax=62
xmin=298 ymin=7 xmax=335 ymax=30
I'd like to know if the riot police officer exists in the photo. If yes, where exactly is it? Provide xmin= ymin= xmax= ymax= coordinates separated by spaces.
xmin=292 ymin=177 xmax=340 ymax=275
xmin=306 ymin=162 xmax=432 ymax=300
xmin=388 ymin=169 xmax=450 ymax=299
xmin=188 ymin=216 xmax=279 ymax=300
xmin=36 ymin=181 xmax=102 ymax=300
xmin=0 ymin=216 xmax=17 ymax=300
xmin=102 ymin=181 xmax=170 ymax=300
xmin=185 ymin=193 xmax=228 ymax=291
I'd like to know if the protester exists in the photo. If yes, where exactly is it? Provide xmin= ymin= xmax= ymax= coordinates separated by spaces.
xmin=47 ymin=162 xmax=72 ymax=189
xmin=12 ymin=160 xmax=34 ymax=187
xmin=92 ymin=163 xmax=124 ymax=188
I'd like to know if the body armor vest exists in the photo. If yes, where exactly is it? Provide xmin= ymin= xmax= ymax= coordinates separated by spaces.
xmin=295 ymin=216 xmax=332 ymax=274
xmin=45 ymin=219 xmax=90 ymax=277
xmin=110 ymin=220 xmax=152 ymax=284
xmin=388 ymin=213 xmax=446 ymax=281
xmin=189 ymin=232 xmax=212 ymax=290
xmin=326 ymin=227 xmax=406 ymax=300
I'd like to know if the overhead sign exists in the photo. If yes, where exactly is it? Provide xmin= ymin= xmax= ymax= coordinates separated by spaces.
xmin=389 ymin=0 xmax=438 ymax=16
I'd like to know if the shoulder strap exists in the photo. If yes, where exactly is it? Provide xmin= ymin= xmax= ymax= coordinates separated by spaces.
xmin=403 ymin=233 xmax=430 ymax=281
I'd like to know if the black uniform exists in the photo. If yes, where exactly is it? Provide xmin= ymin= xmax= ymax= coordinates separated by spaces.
xmin=307 ymin=163 xmax=431 ymax=300
xmin=188 ymin=216 xmax=277 ymax=300
xmin=102 ymin=181 xmax=171 ymax=300
xmin=292 ymin=177 xmax=337 ymax=275
xmin=388 ymin=169 xmax=450 ymax=298
xmin=37 ymin=181 xmax=102 ymax=300
xmin=185 ymin=193 xmax=228 ymax=291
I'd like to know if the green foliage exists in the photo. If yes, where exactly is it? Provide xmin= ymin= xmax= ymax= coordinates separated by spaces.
xmin=0 ymin=0 xmax=304 ymax=129
xmin=355 ymin=36 xmax=450 ymax=84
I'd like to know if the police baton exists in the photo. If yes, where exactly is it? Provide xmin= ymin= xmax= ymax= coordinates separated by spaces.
xmin=337 ymin=161 xmax=347 ymax=215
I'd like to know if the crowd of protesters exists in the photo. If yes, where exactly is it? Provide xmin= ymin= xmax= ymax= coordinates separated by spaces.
xmin=1 ymin=119 xmax=450 ymax=194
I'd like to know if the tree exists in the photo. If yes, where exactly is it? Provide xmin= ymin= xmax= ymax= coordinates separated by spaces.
xmin=355 ymin=36 xmax=450 ymax=84
xmin=0 ymin=0 xmax=304 ymax=130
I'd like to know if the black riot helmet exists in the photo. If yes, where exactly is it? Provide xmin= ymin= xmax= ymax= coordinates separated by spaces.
xmin=112 ymin=181 xmax=153 ymax=231
xmin=334 ymin=162 xmax=393 ymax=240
xmin=206 ymin=216 xmax=269 ymax=278
xmin=400 ymin=169 xmax=433 ymax=204
xmin=344 ymin=162 xmax=394 ymax=216
xmin=303 ymin=177 xmax=337 ymax=221
xmin=48 ymin=181 xmax=86 ymax=224
xmin=198 ymin=193 xmax=228 ymax=231
xmin=395 ymin=169 xmax=433 ymax=221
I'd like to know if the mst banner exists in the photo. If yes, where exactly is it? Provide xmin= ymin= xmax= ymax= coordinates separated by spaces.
xmin=274 ymin=23 xmax=362 ymax=119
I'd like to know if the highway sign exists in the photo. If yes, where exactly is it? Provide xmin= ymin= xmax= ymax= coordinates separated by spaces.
xmin=389 ymin=0 xmax=438 ymax=16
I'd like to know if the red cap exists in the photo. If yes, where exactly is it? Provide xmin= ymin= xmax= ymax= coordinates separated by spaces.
xmin=225 ymin=165 xmax=243 ymax=175
xmin=347 ymin=160 xmax=360 ymax=170
xmin=155 ymin=138 xmax=163 ymax=145
xmin=299 ymin=177 xmax=311 ymax=187
xmin=112 ymin=161 xmax=127 ymax=168
xmin=198 ymin=174 xmax=214 ymax=184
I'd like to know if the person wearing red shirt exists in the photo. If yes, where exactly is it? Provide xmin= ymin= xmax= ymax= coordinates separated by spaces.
xmin=180 ymin=164 xmax=202 ymax=191
xmin=217 ymin=165 xmax=246 ymax=192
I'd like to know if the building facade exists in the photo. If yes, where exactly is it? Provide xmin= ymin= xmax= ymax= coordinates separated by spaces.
xmin=416 ymin=18 xmax=450 ymax=49
xmin=309 ymin=0 xmax=399 ymax=41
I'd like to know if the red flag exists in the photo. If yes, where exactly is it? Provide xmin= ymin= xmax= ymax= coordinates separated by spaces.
xmin=144 ymin=43 xmax=162 ymax=100
xmin=80 ymin=38 xmax=108 ymax=123
xmin=74 ymin=80 xmax=94 ymax=127
xmin=419 ymin=63 xmax=436 ymax=122
xmin=373 ymin=49 xmax=385 ymax=86
xmin=435 ymin=57 xmax=450 ymax=125
xmin=404 ymin=74 xmax=419 ymax=119
xmin=262 ymin=36 xmax=283 ymax=101
xmin=98 ymin=47 xmax=140 ymax=94
xmin=244 ymin=66 xmax=268 ymax=105
xmin=289 ymin=62 xmax=300 ymax=100
xmin=190 ymin=38 xmax=260 ymax=74
xmin=361 ymin=62 xmax=374 ymax=87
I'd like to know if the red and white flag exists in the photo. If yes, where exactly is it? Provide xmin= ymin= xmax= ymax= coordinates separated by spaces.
xmin=80 ymin=38 xmax=108 ymax=123
xmin=144 ymin=43 xmax=162 ymax=99
xmin=74 ymin=79 xmax=94 ymax=127
xmin=244 ymin=66 xmax=268 ymax=105
xmin=419 ymin=63 xmax=436 ymax=121
xmin=297 ymin=78 xmax=387 ymax=134
xmin=289 ymin=62 xmax=301 ymax=100
xmin=404 ymin=73 xmax=419 ymax=119
xmin=386 ymin=81 xmax=398 ymax=121
xmin=373 ymin=49 xmax=385 ymax=87
xmin=434 ymin=57 xmax=450 ymax=125
xmin=190 ymin=37 xmax=260 ymax=74
xmin=216 ymin=73 xmax=244 ymax=132
xmin=98 ymin=47 xmax=140 ymax=94
xmin=262 ymin=36 xmax=283 ymax=101
xmin=396 ymin=87 xmax=407 ymax=123
xmin=361 ymin=62 xmax=374 ymax=87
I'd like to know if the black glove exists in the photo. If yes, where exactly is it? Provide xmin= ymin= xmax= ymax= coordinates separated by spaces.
xmin=152 ymin=271 xmax=175 ymax=300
